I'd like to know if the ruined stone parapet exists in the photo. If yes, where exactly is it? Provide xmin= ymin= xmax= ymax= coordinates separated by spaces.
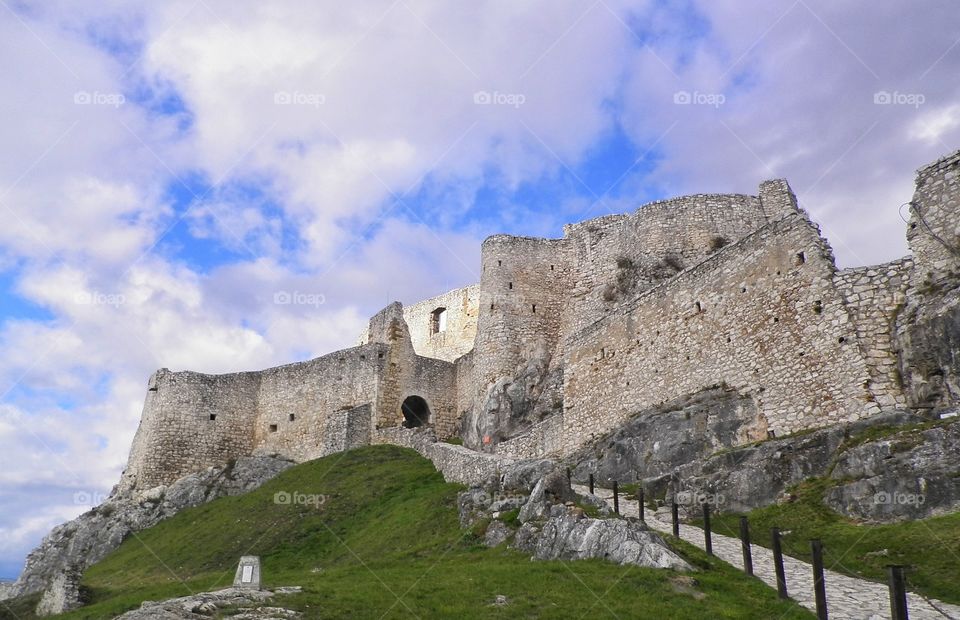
xmin=401 ymin=285 xmax=479 ymax=362
xmin=561 ymin=211 xmax=878 ymax=454
xmin=908 ymin=148 xmax=960 ymax=278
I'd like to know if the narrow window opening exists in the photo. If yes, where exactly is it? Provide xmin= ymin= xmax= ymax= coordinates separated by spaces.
xmin=289 ymin=413 xmax=296 ymax=422
xmin=773 ymin=317 xmax=779 ymax=323
xmin=430 ymin=307 xmax=448 ymax=334
xmin=532 ymin=304 xmax=537 ymax=313
xmin=209 ymin=414 xmax=217 ymax=421
xmin=694 ymin=301 xmax=702 ymax=313
xmin=378 ymin=352 xmax=384 ymax=359
xmin=490 ymin=303 xmax=494 ymax=310
xmin=508 ymin=282 xmax=513 ymax=290
xmin=795 ymin=251 xmax=806 ymax=265
xmin=550 ymin=264 xmax=555 ymax=271
xmin=813 ymin=300 xmax=823 ymax=315
xmin=269 ymin=424 xmax=278 ymax=433
xmin=497 ymin=260 xmax=502 ymax=266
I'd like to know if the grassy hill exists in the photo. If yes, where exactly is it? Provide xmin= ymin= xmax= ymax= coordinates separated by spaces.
xmin=692 ymin=477 xmax=960 ymax=605
xmin=2 ymin=445 xmax=812 ymax=619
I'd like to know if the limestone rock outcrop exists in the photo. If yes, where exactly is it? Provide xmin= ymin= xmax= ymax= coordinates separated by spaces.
xmin=3 ymin=455 xmax=294 ymax=610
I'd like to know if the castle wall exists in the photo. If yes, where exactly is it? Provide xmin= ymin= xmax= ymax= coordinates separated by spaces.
xmin=834 ymin=259 xmax=912 ymax=409
xmin=906 ymin=149 xmax=960 ymax=279
xmin=122 ymin=368 xmax=261 ymax=489
xmin=561 ymin=212 xmax=880 ymax=456
xmin=402 ymin=285 xmax=479 ymax=362
xmin=473 ymin=236 xmax=573 ymax=389
xmin=559 ymin=193 xmax=770 ymax=336
xmin=120 ymin=151 xmax=960 ymax=492
xmin=254 ymin=344 xmax=385 ymax=462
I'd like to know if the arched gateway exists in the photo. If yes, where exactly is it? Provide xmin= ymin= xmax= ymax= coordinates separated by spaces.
xmin=401 ymin=395 xmax=431 ymax=428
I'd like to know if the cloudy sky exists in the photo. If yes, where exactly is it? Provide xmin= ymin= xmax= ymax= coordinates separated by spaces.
xmin=0 ymin=0 xmax=958 ymax=579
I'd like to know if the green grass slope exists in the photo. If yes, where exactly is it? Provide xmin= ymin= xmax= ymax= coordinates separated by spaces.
xmin=695 ymin=478 xmax=960 ymax=605
xmin=4 ymin=445 xmax=813 ymax=619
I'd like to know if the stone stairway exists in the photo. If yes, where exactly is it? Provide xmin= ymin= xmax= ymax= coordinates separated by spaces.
xmin=573 ymin=484 xmax=960 ymax=620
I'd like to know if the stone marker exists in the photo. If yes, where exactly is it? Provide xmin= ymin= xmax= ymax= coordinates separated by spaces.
xmin=233 ymin=556 xmax=261 ymax=590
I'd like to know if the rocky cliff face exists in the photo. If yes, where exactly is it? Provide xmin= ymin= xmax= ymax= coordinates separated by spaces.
xmin=896 ymin=273 xmax=960 ymax=412
xmin=1 ymin=455 xmax=294 ymax=616
xmin=640 ymin=411 xmax=960 ymax=522
xmin=461 ymin=340 xmax=564 ymax=451
xmin=457 ymin=456 xmax=690 ymax=571
xmin=570 ymin=385 xmax=757 ymax=485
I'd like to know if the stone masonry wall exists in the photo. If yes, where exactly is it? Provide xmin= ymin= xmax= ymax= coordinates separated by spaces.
xmin=561 ymin=212 xmax=880 ymax=455
xmin=473 ymin=236 xmax=573 ymax=391
xmin=833 ymin=259 xmax=912 ymax=409
xmin=120 ymin=152 xmax=960 ymax=491
xmin=122 ymin=368 xmax=261 ymax=490
xmin=253 ymin=345 xmax=384 ymax=462
xmin=560 ymin=193 xmax=769 ymax=336
xmin=402 ymin=285 xmax=479 ymax=362
xmin=906 ymin=149 xmax=960 ymax=279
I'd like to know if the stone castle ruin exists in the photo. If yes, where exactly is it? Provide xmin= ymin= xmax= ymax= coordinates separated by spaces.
xmin=120 ymin=150 xmax=960 ymax=493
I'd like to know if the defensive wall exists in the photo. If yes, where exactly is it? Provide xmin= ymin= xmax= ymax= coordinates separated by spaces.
xmin=120 ymin=150 xmax=960 ymax=490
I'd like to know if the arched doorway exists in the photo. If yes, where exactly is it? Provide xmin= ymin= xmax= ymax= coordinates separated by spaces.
xmin=401 ymin=396 xmax=431 ymax=428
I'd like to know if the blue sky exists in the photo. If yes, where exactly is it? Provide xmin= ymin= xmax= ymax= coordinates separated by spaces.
xmin=0 ymin=0 xmax=959 ymax=581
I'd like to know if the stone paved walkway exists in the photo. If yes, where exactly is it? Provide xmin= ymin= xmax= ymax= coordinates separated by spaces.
xmin=573 ymin=485 xmax=960 ymax=620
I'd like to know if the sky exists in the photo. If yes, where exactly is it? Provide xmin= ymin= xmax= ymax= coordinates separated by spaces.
xmin=0 ymin=0 xmax=958 ymax=580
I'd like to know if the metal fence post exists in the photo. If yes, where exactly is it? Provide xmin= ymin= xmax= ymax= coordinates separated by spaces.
xmin=703 ymin=502 xmax=713 ymax=555
xmin=671 ymin=501 xmax=680 ymax=537
xmin=811 ymin=539 xmax=828 ymax=619
xmin=772 ymin=527 xmax=788 ymax=599
xmin=638 ymin=487 xmax=645 ymax=523
xmin=887 ymin=565 xmax=909 ymax=620
xmin=739 ymin=516 xmax=753 ymax=576
xmin=589 ymin=473 xmax=594 ymax=495
xmin=613 ymin=481 xmax=620 ymax=515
